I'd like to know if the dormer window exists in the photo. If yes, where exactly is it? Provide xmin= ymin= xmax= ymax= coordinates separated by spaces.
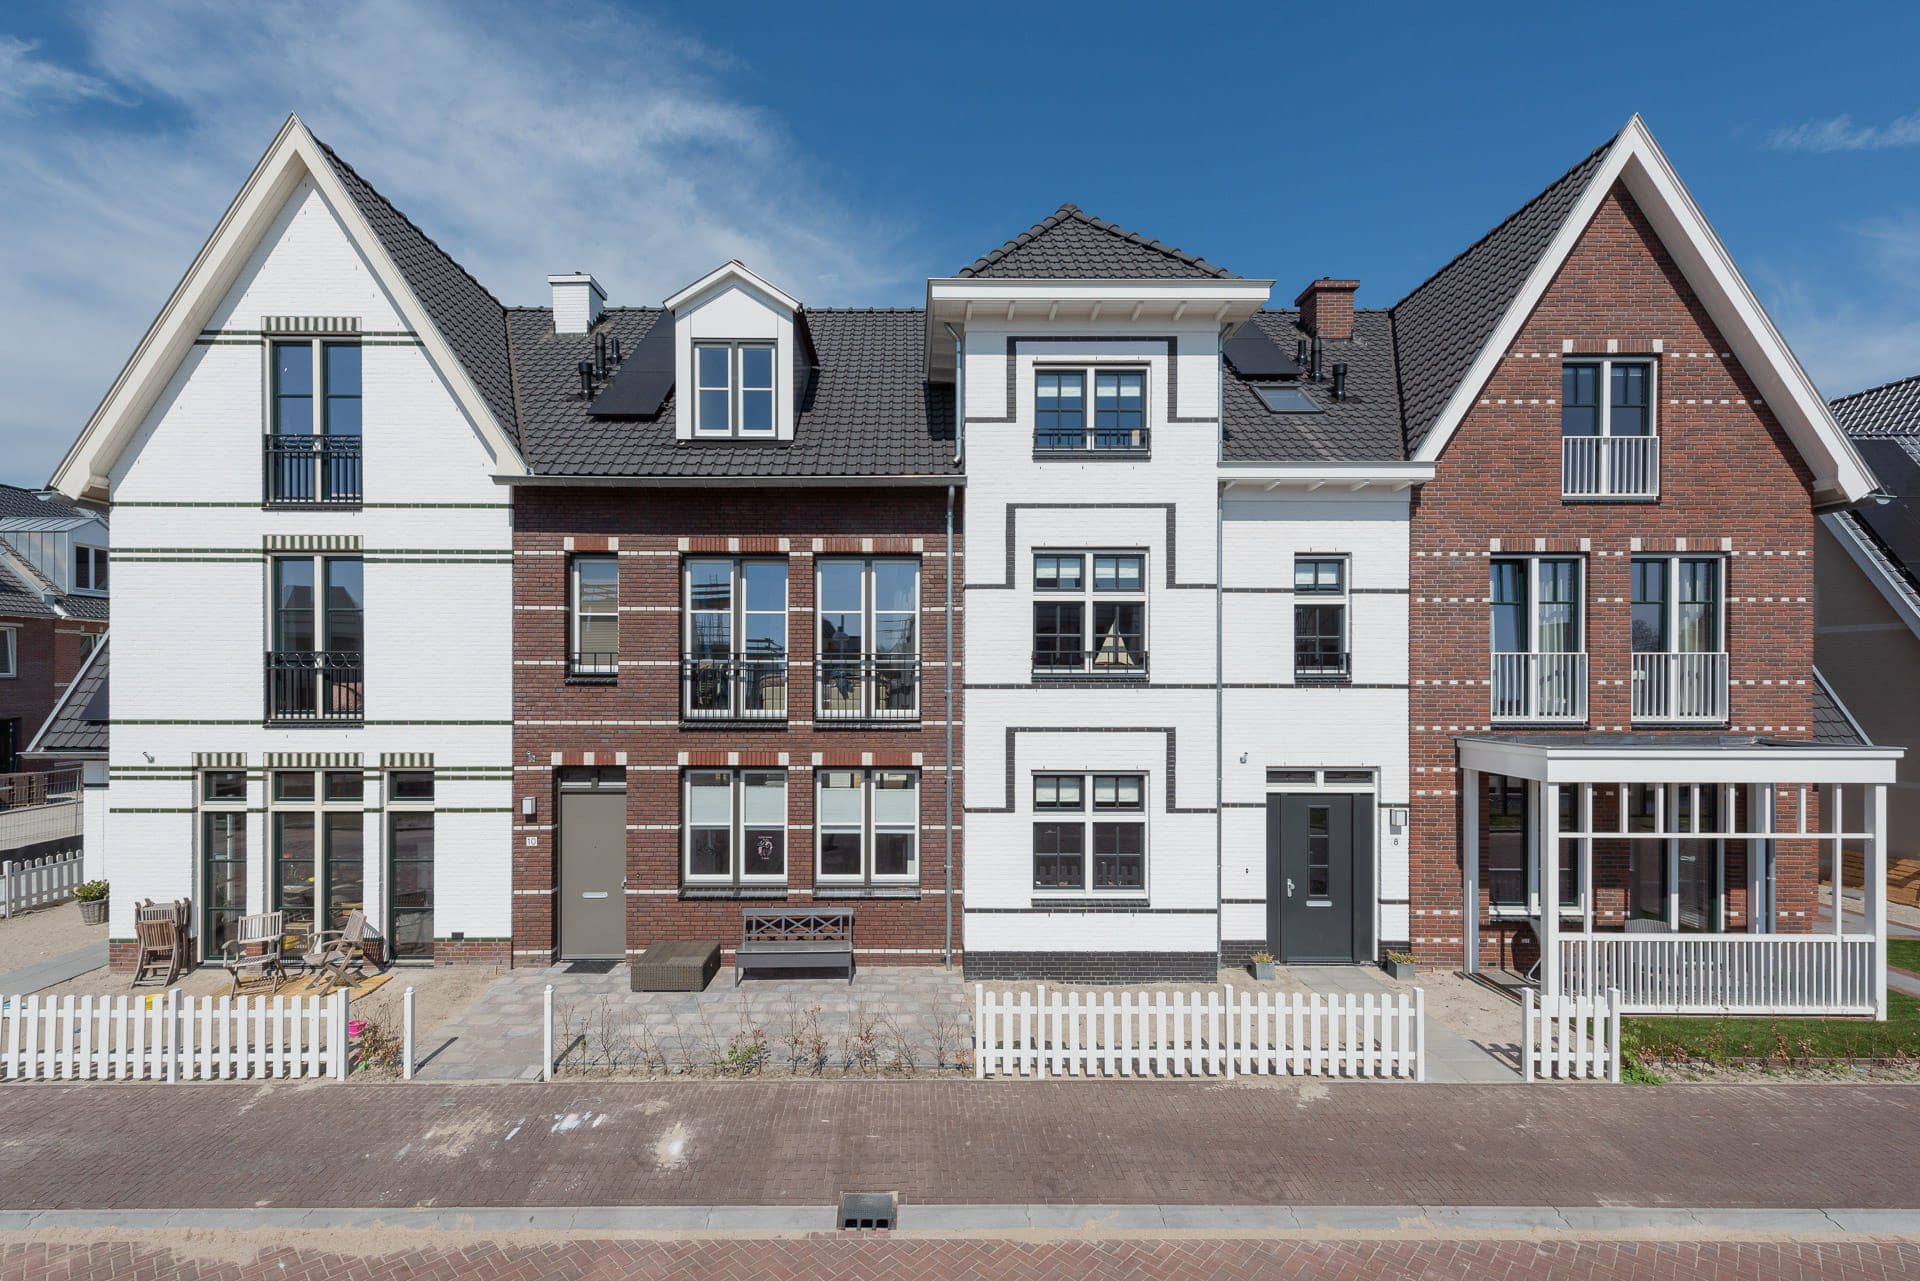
xmin=73 ymin=546 xmax=108 ymax=594
xmin=694 ymin=343 xmax=776 ymax=436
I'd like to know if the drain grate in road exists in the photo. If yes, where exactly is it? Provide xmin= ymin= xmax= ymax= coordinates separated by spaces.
xmin=838 ymin=1192 xmax=898 ymax=1230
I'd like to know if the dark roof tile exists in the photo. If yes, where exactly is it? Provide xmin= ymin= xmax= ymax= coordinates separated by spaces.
xmin=1222 ymin=311 xmax=1406 ymax=463
xmin=27 ymin=639 xmax=107 ymax=755
xmin=958 ymin=204 xmax=1237 ymax=280
xmin=1831 ymin=373 xmax=1920 ymax=437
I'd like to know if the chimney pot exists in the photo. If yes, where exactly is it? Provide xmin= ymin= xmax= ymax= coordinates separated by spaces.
xmin=1294 ymin=277 xmax=1359 ymax=342
xmin=549 ymin=273 xmax=607 ymax=335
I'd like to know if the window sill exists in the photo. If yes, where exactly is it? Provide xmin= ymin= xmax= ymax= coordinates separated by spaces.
xmin=812 ymin=886 xmax=921 ymax=899
xmin=1032 ymin=450 xmax=1151 ymax=462
xmin=679 ymin=715 xmax=790 ymax=728
xmin=1293 ymin=673 xmax=1352 ymax=686
xmin=263 ymin=500 xmax=362 ymax=511
xmin=814 ymin=716 xmax=921 ymax=729
xmin=262 ymin=718 xmax=364 ymax=729
xmin=1560 ymin=494 xmax=1659 ymax=504
xmin=1029 ymin=897 xmax=1151 ymax=912
xmin=680 ymin=886 xmax=790 ymax=900
xmin=566 ymin=673 xmax=618 ymax=686
xmin=1032 ymin=671 xmax=1149 ymax=684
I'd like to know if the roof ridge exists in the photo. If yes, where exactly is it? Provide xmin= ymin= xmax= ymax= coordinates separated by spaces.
xmin=1389 ymin=133 xmax=1618 ymax=313
xmin=1831 ymin=370 xmax=1920 ymax=409
xmin=957 ymin=202 xmax=1232 ymax=279
xmin=312 ymin=139 xmax=507 ymax=312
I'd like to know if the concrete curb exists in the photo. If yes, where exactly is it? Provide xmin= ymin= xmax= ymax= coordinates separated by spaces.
xmin=1 ymin=1204 xmax=1915 ymax=1235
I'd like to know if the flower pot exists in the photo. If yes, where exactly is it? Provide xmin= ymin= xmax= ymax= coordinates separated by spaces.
xmin=1252 ymin=960 xmax=1275 ymax=980
xmin=78 ymin=898 xmax=108 ymax=926
xmin=1383 ymin=958 xmax=1414 ymax=980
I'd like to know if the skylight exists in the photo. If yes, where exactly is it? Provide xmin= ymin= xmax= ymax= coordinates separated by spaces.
xmin=1254 ymin=385 xmax=1320 ymax=414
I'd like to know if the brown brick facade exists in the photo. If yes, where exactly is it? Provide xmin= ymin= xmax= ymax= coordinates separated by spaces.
xmin=1 ymin=616 xmax=105 ymax=771
xmin=1409 ymin=181 xmax=1823 ymax=968
xmin=512 ymin=486 xmax=962 ymax=968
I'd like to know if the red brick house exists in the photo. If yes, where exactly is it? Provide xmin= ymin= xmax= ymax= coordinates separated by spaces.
xmin=0 ymin=484 xmax=109 ymax=776
xmin=506 ymin=265 xmax=961 ymax=969
xmin=1396 ymin=118 xmax=1899 ymax=1016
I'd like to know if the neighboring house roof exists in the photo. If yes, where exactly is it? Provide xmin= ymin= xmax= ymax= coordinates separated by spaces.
xmin=22 ymin=636 xmax=107 ymax=758
xmin=1826 ymin=374 xmax=1920 ymax=634
xmin=1221 ymin=310 xmax=1406 ymax=463
xmin=957 ymin=203 xmax=1237 ymax=280
xmin=1390 ymin=138 xmax=1614 ymax=454
xmin=508 ymin=307 xmax=959 ymax=478
xmin=0 ymin=484 xmax=85 ymax=521
xmin=1829 ymin=372 xmax=1920 ymax=437
xmin=1811 ymin=669 xmax=1871 ymax=747
xmin=314 ymin=140 xmax=520 ymax=446
xmin=0 ymin=554 xmax=55 ymax=620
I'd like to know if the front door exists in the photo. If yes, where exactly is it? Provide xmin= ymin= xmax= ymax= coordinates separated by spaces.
xmin=1268 ymin=793 xmax=1369 ymax=963
xmin=559 ymin=787 xmax=625 ymax=959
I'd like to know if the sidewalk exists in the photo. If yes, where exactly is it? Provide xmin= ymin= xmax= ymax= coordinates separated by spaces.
xmin=0 ymin=942 xmax=107 ymax=996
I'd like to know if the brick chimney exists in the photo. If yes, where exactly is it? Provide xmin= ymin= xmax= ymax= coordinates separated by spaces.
xmin=1294 ymin=278 xmax=1359 ymax=341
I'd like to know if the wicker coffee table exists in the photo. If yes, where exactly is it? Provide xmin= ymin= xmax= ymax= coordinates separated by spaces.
xmin=631 ymin=939 xmax=722 ymax=992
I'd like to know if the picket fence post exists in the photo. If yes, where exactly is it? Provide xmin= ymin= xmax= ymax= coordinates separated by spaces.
xmin=1607 ymin=986 xmax=1622 ymax=1084
xmin=542 ymin=983 xmax=554 ymax=1081
xmin=402 ymin=986 xmax=416 ymax=1081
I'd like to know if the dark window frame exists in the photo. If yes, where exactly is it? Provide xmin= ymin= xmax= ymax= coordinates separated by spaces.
xmin=1031 ymin=772 xmax=1147 ymax=895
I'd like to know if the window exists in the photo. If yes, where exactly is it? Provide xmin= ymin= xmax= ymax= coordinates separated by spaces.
xmin=1293 ymin=557 xmax=1348 ymax=680
xmin=1032 ymin=552 xmax=1146 ymax=675
xmin=1035 ymin=368 xmax=1147 ymax=451
xmin=1631 ymin=557 xmax=1727 ymax=722
xmin=72 ymin=546 xmax=108 ymax=593
xmin=569 ymin=555 xmax=618 ymax=677
xmin=1253 ymin=385 xmax=1320 ymax=413
xmin=1031 ymin=773 xmax=1146 ymax=895
xmin=388 ymin=771 xmax=435 ymax=960
xmin=79 ymin=632 xmax=99 ymax=662
xmin=1562 ymin=359 xmax=1656 ymax=498
xmin=693 ymin=342 xmax=776 ymax=436
xmin=818 ymin=559 xmax=919 ymax=720
xmin=267 ymin=556 xmax=363 ymax=721
xmin=271 ymin=770 xmax=365 ymax=950
xmin=1489 ymin=557 xmax=1585 ymax=722
xmin=200 ymin=771 xmax=248 ymax=960
xmin=0 ymin=627 xmax=14 ymax=679
xmin=267 ymin=340 xmax=361 ymax=503
xmin=684 ymin=769 xmax=787 ymax=885
xmin=817 ymin=769 xmax=919 ymax=885
xmin=1484 ymin=775 xmax=1581 ymax=914
xmin=684 ymin=558 xmax=788 ymax=718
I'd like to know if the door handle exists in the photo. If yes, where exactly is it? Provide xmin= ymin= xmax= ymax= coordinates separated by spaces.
xmin=1286 ymin=877 xmax=1295 ymax=899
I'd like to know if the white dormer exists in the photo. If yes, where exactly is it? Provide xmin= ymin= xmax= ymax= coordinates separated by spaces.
xmin=665 ymin=261 xmax=803 ymax=442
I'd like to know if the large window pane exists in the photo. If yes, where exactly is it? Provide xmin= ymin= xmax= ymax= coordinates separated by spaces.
xmin=740 ymin=345 xmax=774 ymax=433
xmin=1561 ymin=363 xmax=1599 ymax=436
xmin=275 ymin=559 xmax=315 ymax=651
xmin=688 ymin=771 xmax=732 ymax=824
xmin=324 ymin=559 xmax=364 ymax=652
xmin=323 ymin=344 xmax=361 ymax=437
xmin=1536 ymin=560 xmax=1580 ymax=653
xmin=1489 ymin=562 xmax=1526 ymax=652
xmin=1631 ymin=559 xmax=1668 ymax=652
xmin=696 ymin=346 xmax=731 ymax=433
xmin=390 ymin=812 xmax=435 ymax=960
xmin=1609 ymin=363 xmax=1650 ymax=436
xmin=1033 ymin=822 xmax=1084 ymax=889
xmin=325 ymin=814 xmax=364 ymax=932
xmin=1677 ymin=559 xmax=1719 ymax=652
xmin=1486 ymin=774 xmax=1526 ymax=908
xmin=1033 ymin=602 xmax=1083 ymax=666
xmin=819 ymin=832 xmax=863 ymax=878
xmin=1092 ymin=822 xmax=1144 ymax=889
xmin=203 ymin=812 xmax=248 ymax=959
xmin=273 ymin=343 xmax=313 ymax=435
xmin=274 ymin=812 xmax=316 ymax=939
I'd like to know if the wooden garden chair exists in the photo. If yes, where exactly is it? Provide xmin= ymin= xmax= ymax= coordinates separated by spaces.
xmin=221 ymin=911 xmax=287 ymax=997
xmin=301 ymin=909 xmax=368 ymax=996
xmin=130 ymin=916 xmax=181 ymax=988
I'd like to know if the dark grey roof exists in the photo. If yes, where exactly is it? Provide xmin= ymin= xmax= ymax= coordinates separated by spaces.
xmin=0 ymin=484 xmax=83 ymax=521
xmin=314 ymin=140 xmax=519 ymax=444
xmin=0 ymin=555 xmax=53 ymax=620
xmin=958 ymin=204 xmax=1237 ymax=280
xmin=1811 ymin=672 xmax=1869 ymax=746
xmin=26 ymin=640 xmax=107 ymax=756
xmin=58 ymin=594 xmax=109 ymax=622
xmin=1222 ymin=311 xmax=1406 ymax=463
xmin=0 ymin=535 xmax=108 ymax=622
xmin=508 ymin=308 xmax=958 ymax=477
xmin=1830 ymin=373 xmax=1920 ymax=436
xmin=1391 ymin=136 xmax=1615 ymax=453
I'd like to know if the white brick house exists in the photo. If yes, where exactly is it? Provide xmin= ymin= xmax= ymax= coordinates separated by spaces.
xmin=49 ymin=117 xmax=518 ymax=966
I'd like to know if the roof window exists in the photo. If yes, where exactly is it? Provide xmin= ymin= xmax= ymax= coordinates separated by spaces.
xmin=1254 ymin=386 xmax=1320 ymax=414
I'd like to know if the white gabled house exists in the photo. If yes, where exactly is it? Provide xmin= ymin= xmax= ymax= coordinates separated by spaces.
xmin=49 ymin=116 xmax=516 ymax=966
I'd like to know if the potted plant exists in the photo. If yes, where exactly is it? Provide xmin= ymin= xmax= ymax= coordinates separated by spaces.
xmin=1249 ymin=950 xmax=1275 ymax=980
xmin=75 ymin=880 xmax=109 ymax=926
xmin=1382 ymin=949 xmax=1416 ymax=980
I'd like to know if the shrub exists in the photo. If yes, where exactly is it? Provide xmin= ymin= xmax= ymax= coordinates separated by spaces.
xmin=74 ymin=880 xmax=109 ymax=903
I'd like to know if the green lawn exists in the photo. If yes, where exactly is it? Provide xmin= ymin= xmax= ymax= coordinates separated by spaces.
xmin=1888 ymin=937 xmax=1920 ymax=976
xmin=1622 ymin=989 xmax=1920 ymax=1064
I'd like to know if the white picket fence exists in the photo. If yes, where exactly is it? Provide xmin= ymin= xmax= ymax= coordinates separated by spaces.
xmin=0 ymin=850 xmax=84 ymax=919
xmin=0 ymin=989 xmax=349 ymax=1081
xmin=975 ymin=984 xmax=1425 ymax=1081
xmin=1522 ymin=986 xmax=1621 ymax=1082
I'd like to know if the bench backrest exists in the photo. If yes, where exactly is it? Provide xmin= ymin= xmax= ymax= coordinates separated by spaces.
xmin=742 ymin=908 xmax=853 ymax=944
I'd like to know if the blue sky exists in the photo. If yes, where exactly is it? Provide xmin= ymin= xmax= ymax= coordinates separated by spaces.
xmin=3 ymin=0 xmax=1919 ymax=486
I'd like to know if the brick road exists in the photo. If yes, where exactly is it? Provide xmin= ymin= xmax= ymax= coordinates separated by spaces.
xmin=1 ymin=1080 xmax=1916 ymax=1210
xmin=5 ymin=1237 xmax=1918 ymax=1281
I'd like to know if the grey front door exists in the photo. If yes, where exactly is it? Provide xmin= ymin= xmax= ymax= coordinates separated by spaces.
xmin=559 ymin=788 xmax=625 ymax=959
xmin=1268 ymin=793 xmax=1371 ymax=963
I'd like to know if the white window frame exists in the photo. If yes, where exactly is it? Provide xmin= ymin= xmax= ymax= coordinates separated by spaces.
xmin=1031 ymin=550 xmax=1148 ymax=676
xmin=0 ymin=626 xmax=14 ymax=679
xmin=1561 ymin=357 xmax=1657 ymax=439
xmin=682 ymin=768 xmax=788 ymax=887
xmin=816 ymin=557 xmax=920 ymax=718
xmin=71 ymin=545 xmax=108 ymax=595
xmin=1480 ymin=775 xmax=1588 ymax=920
xmin=692 ymin=341 xmax=777 ymax=438
xmin=1489 ymin=556 xmax=1585 ymax=656
xmin=814 ymin=768 xmax=920 ymax=886
xmin=1630 ymin=555 xmax=1726 ymax=655
xmin=1029 ymin=771 xmax=1149 ymax=898
xmin=1032 ymin=364 xmax=1150 ymax=452
xmin=569 ymin=554 xmax=619 ymax=675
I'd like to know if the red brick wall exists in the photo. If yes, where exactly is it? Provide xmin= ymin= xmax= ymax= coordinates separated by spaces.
xmin=0 ymin=615 xmax=107 ymax=770
xmin=1408 ymin=181 xmax=1823 ymax=967
xmin=513 ymin=486 xmax=963 ymax=967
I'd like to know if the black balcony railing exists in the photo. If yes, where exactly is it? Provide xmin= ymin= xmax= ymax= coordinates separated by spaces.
xmin=1293 ymin=646 xmax=1351 ymax=682
xmin=681 ymin=654 xmax=789 ymax=720
xmin=1031 ymin=646 xmax=1149 ymax=677
xmin=265 ymin=435 xmax=361 ymax=504
xmin=265 ymin=650 xmax=364 ymax=722
xmin=567 ymin=651 xmax=619 ymax=683
xmin=817 ymin=656 xmax=920 ymax=722
xmin=1034 ymin=426 xmax=1151 ymax=454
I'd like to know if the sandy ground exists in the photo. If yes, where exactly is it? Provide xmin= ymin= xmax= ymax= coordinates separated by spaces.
xmin=0 ymin=900 xmax=105 ymax=975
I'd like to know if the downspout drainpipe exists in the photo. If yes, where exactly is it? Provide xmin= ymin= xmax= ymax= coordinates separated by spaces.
xmin=943 ymin=323 xmax=963 ymax=970
xmin=1215 ymin=325 xmax=1228 ymax=974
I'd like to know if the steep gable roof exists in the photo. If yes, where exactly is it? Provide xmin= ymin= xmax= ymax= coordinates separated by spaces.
xmin=314 ymin=141 xmax=519 ymax=444
xmin=23 ymin=636 xmax=108 ymax=758
xmin=958 ymin=203 xmax=1237 ymax=280
xmin=1391 ymin=138 xmax=1613 ymax=452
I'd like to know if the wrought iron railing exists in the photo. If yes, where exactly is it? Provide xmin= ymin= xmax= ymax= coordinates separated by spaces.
xmin=1490 ymin=651 xmax=1587 ymax=722
xmin=817 ymin=656 xmax=920 ymax=721
xmin=264 ymin=650 xmax=364 ymax=722
xmin=567 ymin=651 xmax=619 ymax=682
xmin=681 ymin=655 xmax=788 ymax=720
xmin=1631 ymin=651 xmax=1729 ymax=722
xmin=1033 ymin=426 xmax=1152 ymax=454
xmin=1294 ymin=646 xmax=1350 ymax=682
xmin=1031 ymin=647 xmax=1149 ymax=677
xmin=264 ymin=435 xmax=362 ymax=504
xmin=1562 ymin=435 xmax=1658 ymax=499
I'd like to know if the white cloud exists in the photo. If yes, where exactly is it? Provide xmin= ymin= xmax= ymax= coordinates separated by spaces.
xmin=0 ymin=0 xmax=919 ymax=486
xmin=1766 ymin=110 xmax=1920 ymax=153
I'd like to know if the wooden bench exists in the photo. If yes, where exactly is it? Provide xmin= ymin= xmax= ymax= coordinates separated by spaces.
xmin=736 ymin=908 xmax=854 ymax=985
xmin=631 ymin=938 xmax=722 ymax=992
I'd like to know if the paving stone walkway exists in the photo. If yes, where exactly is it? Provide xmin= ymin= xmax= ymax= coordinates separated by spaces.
xmin=1284 ymin=965 xmax=1518 ymax=1082
xmin=0 ymin=941 xmax=107 ymax=996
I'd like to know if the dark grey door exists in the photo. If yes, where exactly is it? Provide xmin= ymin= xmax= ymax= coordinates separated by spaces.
xmin=559 ymin=788 xmax=625 ymax=959
xmin=1268 ymin=793 xmax=1372 ymax=963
